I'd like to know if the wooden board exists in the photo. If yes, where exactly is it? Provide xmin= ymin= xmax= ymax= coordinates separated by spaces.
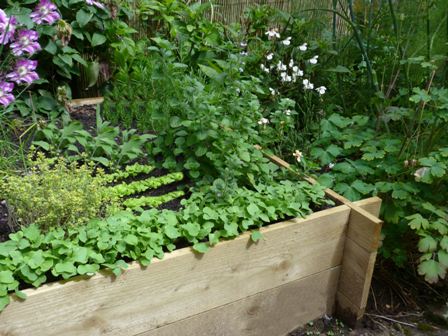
xmin=145 ymin=267 xmax=341 ymax=336
xmin=0 ymin=205 xmax=350 ymax=336
xmin=68 ymin=97 xmax=104 ymax=108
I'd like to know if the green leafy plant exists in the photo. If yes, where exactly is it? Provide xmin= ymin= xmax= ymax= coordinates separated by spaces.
xmin=110 ymin=172 xmax=184 ymax=198
xmin=0 ymin=176 xmax=330 ymax=311
xmin=309 ymin=111 xmax=447 ymax=283
xmin=33 ymin=112 xmax=154 ymax=167
xmin=0 ymin=154 xmax=118 ymax=231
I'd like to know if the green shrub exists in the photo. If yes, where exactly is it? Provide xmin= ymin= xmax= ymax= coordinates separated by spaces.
xmin=0 ymin=154 xmax=118 ymax=231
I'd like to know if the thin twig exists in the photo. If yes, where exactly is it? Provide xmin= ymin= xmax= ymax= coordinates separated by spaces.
xmin=365 ymin=313 xmax=417 ymax=328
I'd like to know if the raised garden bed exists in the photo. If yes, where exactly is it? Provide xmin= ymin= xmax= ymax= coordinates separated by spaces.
xmin=0 ymin=187 xmax=382 ymax=335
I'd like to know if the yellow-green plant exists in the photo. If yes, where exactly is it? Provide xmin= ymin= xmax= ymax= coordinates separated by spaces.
xmin=0 ymin=154 xmax=118 ymax=231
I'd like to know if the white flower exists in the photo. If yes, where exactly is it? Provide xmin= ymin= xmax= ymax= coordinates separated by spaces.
xmin=236 ymin=88 xmax=241 ymax=94
xmin=299 ymin=43 xmax=308 ymax=51
xmin=265 ymin=28 xmax=280 ymax=39
xmin=282 ymin=37 xmax=292 ymax=46
xmin=277 ymin=61 xmax=287 ymax=71
xmin=240 ymin=41 xmax=247 ymax=48
xmin=239 ymin=67 xmax=244 ymax=73
xmin=292 ymin=66 xmax=303 ymax=77
xmin=316 ymin=86 xmax=327 ymax=95
xmin=258 ymin=117 xmax=270 ymax=125
xmin=266 ymin=53 xmax=274 ymax=61
xmin=309 ymin=55 xmax=319 ymax=64
xmin=280 ymin=72 xmax=292 ymax=82
xmin=285 ymin=109 xmax=291 ymax=116
xmin=414 ymin=167 xmax=430 ymax=181
xmin=240 ymin=51 xmax=248 ymax=56
xmin=260 ymin=64 xmax=270 ymax=73
xmin=289 ymin=59 xmax=294 ymax=68
xmin=293 ymin=150 xmax=303 ymax=162
xmin=269 ymin=87 xmax=277 ymax=96
xmin=328 ymin=162 xmax=335 ymax=169
xmin=303 ymin=79 xmax=314 ymax=90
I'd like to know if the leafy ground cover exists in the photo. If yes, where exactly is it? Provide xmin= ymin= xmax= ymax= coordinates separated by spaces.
xmin=0 ymin=0 xmax=446 ymax=328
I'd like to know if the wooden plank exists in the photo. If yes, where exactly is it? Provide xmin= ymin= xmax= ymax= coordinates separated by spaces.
xmin=0 ymin=206 xmax=350 ymax=336
xmin=337 ymin=238 xmax=377 ymax=309
xmin=336 ymin=199 xmax=382 ymax=327
xmin=351 ymin=197 xmax=382 ymax=218
xmin=255 ymin=147 xmax=383 ymax=252
xmin=68 ymin=97 xmax=104 ymax=107
xmin=145 ymin=267 xmax=341 ymax=336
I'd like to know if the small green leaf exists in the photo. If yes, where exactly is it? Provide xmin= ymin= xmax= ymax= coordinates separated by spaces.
xmin=76 ymin=9 xmax=93 ymax=27
xmin=251 ymin=231 xmax=263 ymax=242
xmin=418 ymin=260 xmax=446 ymax=284
xmin=0 ymin=271 xmax=14 ymax=284
xmin=0 ymin=295 xmax=10 ymax=311
xmin=407 ymin=214 xmax=429 ymax=231
xmin=124 ymin=234 xmax=138 ymax=246
xmin=77 ymin=264 xmax=100 ymax=275
xmin=91 ymin=33 xmax=106 ymax=47
xmin=247 ymin=204 xmax=260 ymax=217
xmin=418 ymin=236 xmax=438 ymax=253
xmin=14 ymin=290 xmax=27 ymax=300
xmin=193 ymin=242 xmax=209 ymax=254
xmin=438 ymin=251 xmax=448 ymax=267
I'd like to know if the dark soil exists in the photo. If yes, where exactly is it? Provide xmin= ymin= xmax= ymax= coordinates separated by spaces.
xmin=0 ymin=201 xmax=12 ymax=242
xmin=68 ymin=104 xmax=97 ymax=133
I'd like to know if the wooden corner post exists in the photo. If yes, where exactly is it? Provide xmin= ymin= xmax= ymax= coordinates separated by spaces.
xmin=255 ymin=146 xmax=384 ymax=327
xmin=335 ymin=197 xmax=383 ymax=327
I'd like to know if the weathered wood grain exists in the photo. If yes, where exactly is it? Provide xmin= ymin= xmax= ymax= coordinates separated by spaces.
xmin=0 ymin=206 xmax=350 ymax=336
xmin=145 ymin=267 xmax=341 ymax=336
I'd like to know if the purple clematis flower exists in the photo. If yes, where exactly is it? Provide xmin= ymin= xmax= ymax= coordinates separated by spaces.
xmin=0 ymin=9 xmax=17 ymax=45
xmin=0 ymin=81 xmax=15 ymax=106
xmin=6 ymin=59 xmax=39 ymax=84
xmin=10 ymin=30 xmax=41 ymax=56
xmin=86 ymin=0 xmax=105 ymax=9
xmin=30 ymin=0 xmax=61 ymax=25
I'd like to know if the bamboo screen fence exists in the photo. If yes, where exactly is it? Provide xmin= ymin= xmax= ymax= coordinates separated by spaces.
xmin=196 ymin=0 xmax=336 ymax=25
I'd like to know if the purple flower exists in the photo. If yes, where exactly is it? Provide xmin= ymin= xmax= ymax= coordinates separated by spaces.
xmin=6 ymin=59 xmax=39 ymax=84
xmin=86 ymin=0 xmax=105 ymax=9
xmin=10 ymin=30 xmax=41 ymax=56
xmin=0 ymin=81 xmax=15 ymax=106
xmin=0 ymin=9 xmax=17 ymax=45
xmin=30 ymin=0 xmax=61 ymax=25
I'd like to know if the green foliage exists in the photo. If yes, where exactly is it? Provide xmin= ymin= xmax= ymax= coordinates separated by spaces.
xmin=33 ymin=112 xmax=154 ymax=168
xmin=310 ymin=111 xmax=448 ymax=283
xmin=0 ymin=177 xmax=329 ymax=311
xmin=110 ymin=173 xmax=184 ymax=198
xmin=0 ymin=154 xmax=118 ymax=231
xmin=102 ymin=163 xmax=155 ymax=183
xmin=122 ymin=191 xmax=185 ymax=211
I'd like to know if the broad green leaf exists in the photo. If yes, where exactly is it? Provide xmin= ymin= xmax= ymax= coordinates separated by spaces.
xmin=164 ymin=225 xmax=180 ymax=239
xmin=193 ymin=242 xmax=209 ymax=254
xmin=247 ymin=204 xmax=260 ymax=217
xmin=418 ymin=260 xmax=446 ymax=283
xmin=418 ymin=236 xmax=437 ymax=253
xmin=77 ymin=264 xmax=100 ymax=275
xmin=124 ymin=234 xmax=138 ymax=246
xmin=76 ymin=9 xmax=93 ymax=27
xmin=440 ymin=236 xmax=448 ymax=251
xmin=407 ymin=214 xmax=429 ymax=231
xmin=54 ymin=262 xmax=76 ymax=275
xmin=438 ymin=251 xmax=448 ymax=267
xmin=251 ymin=231 xmax=263 ymax=242
xmin=0 ymin=271 xmax=14 ymax=284
xmin=91 ymin=33 xmax=106 ymax=47
xmin=0 ymin=295 xmax=10 ymax=311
